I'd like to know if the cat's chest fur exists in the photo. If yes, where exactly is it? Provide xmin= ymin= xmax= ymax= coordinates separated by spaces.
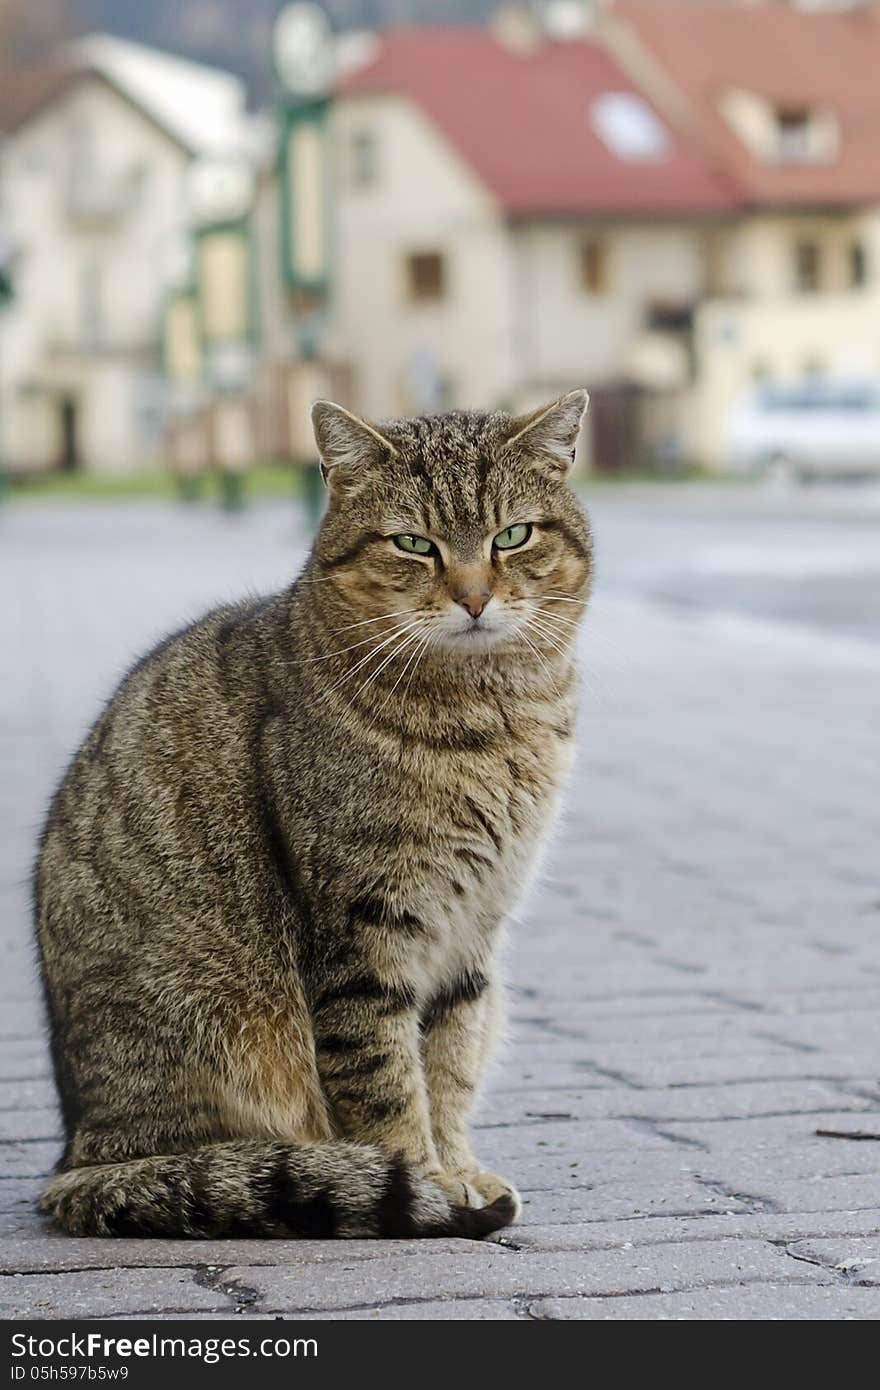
xmin=362 ymin=699 xmax=575 ymax=992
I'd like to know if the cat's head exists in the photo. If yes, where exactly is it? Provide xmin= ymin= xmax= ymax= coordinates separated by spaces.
xmin=310 ymin=393 xmax=591 ymax=655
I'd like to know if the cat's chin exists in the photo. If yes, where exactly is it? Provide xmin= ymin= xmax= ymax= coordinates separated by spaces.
xmin=436 ymin=624 xmax=515 ymax=655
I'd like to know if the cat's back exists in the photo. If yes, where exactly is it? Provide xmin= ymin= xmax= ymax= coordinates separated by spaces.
xmin=34 ymin=593 xmax=280 ymax=916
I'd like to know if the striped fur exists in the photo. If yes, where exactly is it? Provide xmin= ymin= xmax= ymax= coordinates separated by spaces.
xmin=34 ymin=395 xmax=591 ymax=1239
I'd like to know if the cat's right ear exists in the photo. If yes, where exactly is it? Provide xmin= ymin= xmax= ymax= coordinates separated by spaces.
xmin=500 ymin=390 xmax=589 ymax=479
xmin=311 ymin=401 xmax=397 ymax=492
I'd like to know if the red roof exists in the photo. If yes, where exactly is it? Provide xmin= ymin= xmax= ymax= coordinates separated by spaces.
xmin=616 ymin=1 xmax=880 ymax=206
xmin=339 ymin=28 xmax=740 ymax=216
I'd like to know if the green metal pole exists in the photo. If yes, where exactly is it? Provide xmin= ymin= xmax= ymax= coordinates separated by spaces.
xmin=277 ymin=74 xmax=333 ymax=542
xmin=220 ymin=469 xmax=245 ymax=513
xmin=177 ymin=473 xmax=203 ymax=505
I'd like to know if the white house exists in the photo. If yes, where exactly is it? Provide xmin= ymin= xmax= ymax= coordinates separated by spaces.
xmin=0 ymin=35 xmax=254 ymax=474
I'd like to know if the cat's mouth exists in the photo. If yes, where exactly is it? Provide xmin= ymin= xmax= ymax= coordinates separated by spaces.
xmin=437 ymin=610 xmax=515 ymax=653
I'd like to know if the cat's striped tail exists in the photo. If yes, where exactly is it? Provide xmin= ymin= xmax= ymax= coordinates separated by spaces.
xmin=39 ymin=1140 xmax=516 ymax=1240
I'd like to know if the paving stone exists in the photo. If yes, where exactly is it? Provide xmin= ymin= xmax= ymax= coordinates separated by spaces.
xmin=530 ymin=1284 xmax=880 ymax=1320
xmin=0 ymin=1234 xmax=507 ymax=1274
xmin=121 ymin=1303 xmax=526 ymax=1320
xmin=730 ymin=1175 xmax=880 ymax=1216
xmin=516 ymin=1185 xmax=746 ymax=1227
xmin=0 ymin=1267 xmax=233 ymax=1318
xmin=597 ymin=1052 xmax=880 ymax=1089
xmin=310 ymin=1300 xmax=524 ymax=1320
xmin=659 ymin=1111 xmax=880 ymax=1153
xmin=784 ymin=1236 xmax=880 ymax=1283
xmin=0 ymin=1109 xmax=60 ymax=1142
xmin=226 ymin=1238 xmax=829 ymax=1314
xmin=0 ymin=1141 xmax=59 ymax=1179
xmin=485 ymin=1080 xmax=873 ymax=1126
xmin=494 ymin=1208 xmax=880 ymax=1253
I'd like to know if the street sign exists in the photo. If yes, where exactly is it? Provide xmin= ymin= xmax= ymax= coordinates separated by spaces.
xmin=279 ymin=101 xmax=332 ymax=293
xmin=274 ymin=3 xmax=334 ymax=294
xmin=186 ymin=157 xmax=256 ymax=227
xmin=273 ymin=2 xmax=335 ymax=97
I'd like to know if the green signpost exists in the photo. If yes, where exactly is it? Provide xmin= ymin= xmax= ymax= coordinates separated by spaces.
xmin=186 ymin=156 xmax=260 ymax=512
xmin=273 ymin=2 xmax=335 ymax=532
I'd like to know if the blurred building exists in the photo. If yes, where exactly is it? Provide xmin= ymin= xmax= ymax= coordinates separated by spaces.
xmin=330 ymin=20 xmax=739 ymax=470
xmin=607 ymin=0 xmax=880 ymax=466
xmin=2 ymin=2 xmax=880 ymax=476
xmin=0 ymin=35 xmax=258 ymax=474
xmin=330 ymin=3 xmax=880 ymax=469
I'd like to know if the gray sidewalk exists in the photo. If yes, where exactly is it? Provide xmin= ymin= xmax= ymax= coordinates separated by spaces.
xmin=2 ymin=499 xmax=879 ymax=1319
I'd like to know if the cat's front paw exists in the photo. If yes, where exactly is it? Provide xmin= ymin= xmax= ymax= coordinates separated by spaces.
xmin=425 ymin=1171 xmax=486 ymax=1210
xmin=467 ymin=1170 xmax=522 ymax=1222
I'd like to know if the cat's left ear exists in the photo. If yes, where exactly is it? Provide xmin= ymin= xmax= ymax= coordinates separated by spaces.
xmin=311 ymin=400 xmax=397 ymax=491
xmin=501 ymin=389 xmax=589 ymax=478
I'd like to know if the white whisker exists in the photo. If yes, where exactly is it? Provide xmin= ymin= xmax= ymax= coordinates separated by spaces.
xmin=530 ymin=616 xmax=607 ymax=704
xmin=330 ymin=607 xmax=421 ymax=636
xmin=522 ymin=619 xmax=569 ymax=661
xmin=297 ymin=625 xmax=406 ymax=664
xmin=320 ymin=620 xmax=422 ymax=700
xmin=376 ymin=628 xmax=433 ymax=714
xmin=325 ymin=626 xmax=425 ymax=739
xmin=350 ymin=626 xmax=425 ymax=705
xmin=401 ymin=628 xmax=439 ymax=706
xmin=519 ymin=627 xmax=563 ymax=697
xmin=533 ymin=607 xmax=581 ymax=630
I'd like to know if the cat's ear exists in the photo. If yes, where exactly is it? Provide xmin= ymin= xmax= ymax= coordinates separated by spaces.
xmin=311 ymin=400 xmax=397 ymax=491
xmin=501 ymin=390 xmax=589 ymax=478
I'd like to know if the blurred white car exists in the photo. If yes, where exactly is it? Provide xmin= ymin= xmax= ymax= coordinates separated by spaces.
xmin=727 ymin=381 xmax=880 ymax=481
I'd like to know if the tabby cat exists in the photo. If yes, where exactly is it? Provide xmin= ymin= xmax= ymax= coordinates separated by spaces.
xmin=34 ymin=391 xmax=591 ymax=1240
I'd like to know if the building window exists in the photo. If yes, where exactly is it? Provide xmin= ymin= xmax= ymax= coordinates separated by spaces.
xmin=405 ymin=251 xmax=446 ymax=303
xmin=351 ymin=129 xmax=378 ymax=188
xmin=776 ymin=108 xmax=812 ymax=163
xmin=579 ymin=238 xmax=610 ymax=293
xmin=794 ymin=239 xmax=821 ymax=293
xmin=645 ymin=301 xmax=693 ymax=334
xmin=850 ymin=240 xmax=867 ymax=288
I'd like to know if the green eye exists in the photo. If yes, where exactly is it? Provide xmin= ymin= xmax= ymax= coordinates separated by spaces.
xmin=393 ymin=533 xmax=435 ymax=556
xmin=494 ymin=523 xmax=532 ymax=551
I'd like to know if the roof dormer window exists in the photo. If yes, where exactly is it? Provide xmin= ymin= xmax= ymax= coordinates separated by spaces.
xmin=774 ymin=104 xmax=839 ymax=164
xmin=718 ymin=88 xmax=839 ymax=166
xmin=777 ymin=108 xmax=812 ymax=162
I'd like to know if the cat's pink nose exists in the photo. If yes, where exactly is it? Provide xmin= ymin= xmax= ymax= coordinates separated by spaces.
xmin=457 ymin=591 xmax=491 ymax=619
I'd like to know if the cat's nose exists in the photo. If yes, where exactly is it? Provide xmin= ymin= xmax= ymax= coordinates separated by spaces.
xmin=456 ymin=591 xmax=491 ymax=619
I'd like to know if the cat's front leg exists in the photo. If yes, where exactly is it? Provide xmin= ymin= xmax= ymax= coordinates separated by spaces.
xmin=312 ymin=966 xmax=444 ymax=1178
xmin=421 ymin=974 xmax=522 ymax=1219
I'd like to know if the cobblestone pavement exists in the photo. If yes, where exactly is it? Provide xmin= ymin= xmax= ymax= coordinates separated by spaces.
xmin=2 ymin=498 xmax=879 ymax=1320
